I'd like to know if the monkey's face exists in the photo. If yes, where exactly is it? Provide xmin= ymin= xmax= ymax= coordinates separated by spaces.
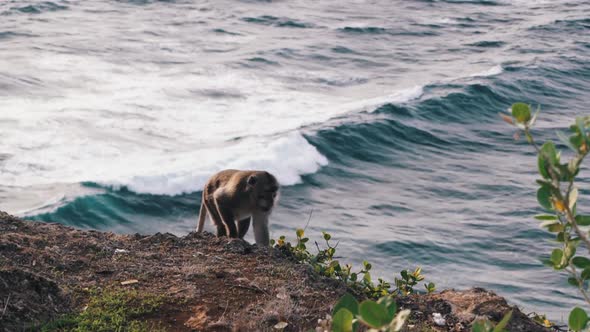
xmin=248 ymin=173 xmax=279 ymax=213
xmin=257 ymin=185 xmax=279 ymax=212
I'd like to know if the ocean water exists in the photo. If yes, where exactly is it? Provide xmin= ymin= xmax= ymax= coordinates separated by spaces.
xmin=1 ymin=0 xmax=589 ymax=321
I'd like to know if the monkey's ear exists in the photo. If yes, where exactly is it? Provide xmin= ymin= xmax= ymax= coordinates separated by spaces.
xmin=247 ymin=175 xmax=258 ymax=187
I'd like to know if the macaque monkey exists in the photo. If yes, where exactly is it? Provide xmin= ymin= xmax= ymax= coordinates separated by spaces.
xmin=196 ymin=169 xmax=279 ymax=246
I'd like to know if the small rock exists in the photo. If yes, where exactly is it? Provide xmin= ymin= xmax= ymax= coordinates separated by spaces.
xmin=114 ymin=249 xmax=129 ymax=254
xmin=274 ymin=322 xmax=288 ymax=329
xmin=433 ymin=312 xmax=446 ymax=326
xmin=223 ymin=239 xmax=252 ymax=254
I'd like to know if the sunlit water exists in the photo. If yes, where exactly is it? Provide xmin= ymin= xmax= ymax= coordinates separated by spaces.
xmin=1 ymin=0 xmax=589 ymax=320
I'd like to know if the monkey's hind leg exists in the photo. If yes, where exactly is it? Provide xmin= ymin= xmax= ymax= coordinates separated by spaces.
xmin=238 ymin=217 xmax=251 ymax=239
xmin=205 ymin=197 xmax=227 ymax=237
xmin=196 ymin=195 xmax=208 ymax=233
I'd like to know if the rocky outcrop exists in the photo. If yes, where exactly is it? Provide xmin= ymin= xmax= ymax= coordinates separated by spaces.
xmin=0 ymin=212 xmax=549 ymax=331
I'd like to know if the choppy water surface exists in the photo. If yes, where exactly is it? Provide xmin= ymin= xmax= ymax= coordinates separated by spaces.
xmin=1 ymin=0 xmax=589 ymax=320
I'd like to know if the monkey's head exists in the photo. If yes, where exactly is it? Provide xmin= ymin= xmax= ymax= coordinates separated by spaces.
xmin=247 ymin=171 xmax=279 ymax=213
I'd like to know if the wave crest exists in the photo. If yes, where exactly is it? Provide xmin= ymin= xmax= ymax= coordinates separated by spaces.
xmin=103 ymin=132 xmax=328 ymax=195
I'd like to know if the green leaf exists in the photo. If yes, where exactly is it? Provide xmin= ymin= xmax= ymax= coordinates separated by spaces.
xmin=538 ymin=142 xmax=559 ymax=179
xmin=358 ymin=301 xmax=390 ymax=328
xmin=568 ymin=277 xmax=580 ymax=286
xmin=535 ymin=214 xmax=557 ymax=220
xmin=425 ymin=282 xmax=436 ymax=294
xmin=572 ymin=257 xmax=590 ymax=269
xmin=332 ymin=308 xmax=354 ymax=332
xmin=582 ymin=268 xmax=590 ymax=280
xmin=538 ymin=154 xmax=549 ymax=179
xmin=550 ymin=249 xmax=563 ymax=267
xmin=471 ymin=320 xmax=492 ymax=332
xmin=568 ymin=159 xmax=579 ymax=176
xmin=546 ymin=223 xmax=564 ymax=233
xmin=537 ymin=186 xmax=553 ymax=211
xmin=390 ymin=309 xmax=410 ymax=332
xmin=569 ymin=187 xmax=579 ymax=210
xmin=529 ymin=106 xmax=540 ymax=127
xmin=565 ymin=243 xmax=577 ymax=261
xmin=376 ymin=296 xmax=397 ymax=322
xmin=571 ymin=132 xmax=584 ymax=151
xmin=322 ymin=232 xmax=331 ymax=241
xmin=493 ymin=310 xmax=512 ymax=332
xmin=511 ymin=103 xmax=531 ymax=123
xmin=329 ymin=260 xmax=341 ymax=269
xmin=400 ymin=270 xmax=408 ymax=280
xmin=569 ymin=307 xmax=588 ymax=331
xmin=576 ymin=215 xmax=590 ymax=226
xmin=557 ymin=131 xmax=578 ymax=152
xmin=539 ymin=220 xmax=560 ymax=229
xmin=544 ymin=141 xmax=559 ymax=163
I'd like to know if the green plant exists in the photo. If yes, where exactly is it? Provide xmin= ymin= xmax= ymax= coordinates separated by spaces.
xmin=329 ymin=293 xmax=410 ymax=332
xmin=41 ymin=288 xmax=166 ymax=332
xmin=501 ymin=103 xmax=590 ymax=331
xmin=395 ymin=267 xmax=435 ymax=296
xmin=271 ymin=229 xmax=435 ymax=299
xmin=471 ymin=310 xmax=512 ymax=332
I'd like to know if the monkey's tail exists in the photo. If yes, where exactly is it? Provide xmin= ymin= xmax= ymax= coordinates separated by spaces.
xmin=196 ymin=196 xmax=207 ymax=233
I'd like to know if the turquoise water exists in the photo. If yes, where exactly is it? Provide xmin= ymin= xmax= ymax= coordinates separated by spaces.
xmin=1 ymin=0 xmax=589 ymax=320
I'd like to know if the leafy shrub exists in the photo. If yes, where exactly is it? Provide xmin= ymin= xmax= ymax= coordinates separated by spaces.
xmin=501 ymin=104 xmax=590 ymax=331
xmin=271 ymin=229 xmax=435 ymax=300
xmin=471 ymin=310 xmax=512 ymax=332
xmin=328 ymin=293 xmax=512 ymax=332
xmin=272 ymin=230 xmax=438 ymax=331
xmin=329 ymin=293 xmax=410 ymax=332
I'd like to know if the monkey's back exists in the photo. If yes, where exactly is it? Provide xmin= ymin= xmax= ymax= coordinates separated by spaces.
xmin=203 ymin=169 xmax=262 ymax=197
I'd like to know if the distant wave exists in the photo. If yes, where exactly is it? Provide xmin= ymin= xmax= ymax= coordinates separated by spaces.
xmin=242 ymin=16 xmax=314 ymax=29
xmin=3 ymin=1 xmax=68 ymax=15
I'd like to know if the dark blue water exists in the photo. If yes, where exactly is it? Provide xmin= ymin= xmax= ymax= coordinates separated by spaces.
xmin=1 ymin=0 xmax=589 ymax=320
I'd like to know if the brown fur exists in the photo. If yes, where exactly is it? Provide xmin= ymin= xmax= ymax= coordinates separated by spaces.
xmin=196 ymin=169 xmax=279 ymax=245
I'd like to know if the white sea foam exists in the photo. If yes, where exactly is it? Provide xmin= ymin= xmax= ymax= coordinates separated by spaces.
xmin=469 ymin=65 xmax=503 ymax=78
xmin=0 ymin=0 xmax=513 ymax=212
xmin=104 ymin=132 xmax=328 ymax=195
xmin=0 ymin=52 xmax=418 ymax=198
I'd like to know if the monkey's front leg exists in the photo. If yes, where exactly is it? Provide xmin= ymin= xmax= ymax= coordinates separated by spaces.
xmin=252 ymin=212 xmax=270 ymax=246
xmin=204 ymin=197 xmax=226 ymax=236
xmin=238 ymin=218 xmax=251 ymax=239
xmin=215 ymin=199 xmax=239 ymax=238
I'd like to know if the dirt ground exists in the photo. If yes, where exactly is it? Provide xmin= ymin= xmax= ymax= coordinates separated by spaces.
xmin=0 ymin=211 xmax=550 ymax=331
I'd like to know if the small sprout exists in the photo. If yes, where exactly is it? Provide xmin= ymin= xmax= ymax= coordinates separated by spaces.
xmin=296 ymin=228 xmax=304 ymax=238
xmin=543 ymin=318 xmax=552 ymax=327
